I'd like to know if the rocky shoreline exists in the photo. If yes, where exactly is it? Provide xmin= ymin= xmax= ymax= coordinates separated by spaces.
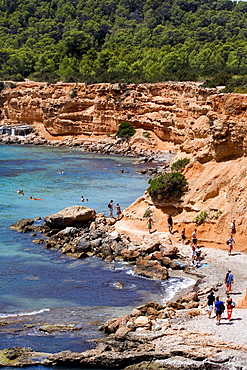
xmin=0 ymin=131 xmax=173 ymax=164
xmin=3 ymin=204 xmax=247 ymax=369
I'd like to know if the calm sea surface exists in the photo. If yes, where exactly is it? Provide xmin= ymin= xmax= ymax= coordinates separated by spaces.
xmin=0 ymin=144 xmax=193 ymax=369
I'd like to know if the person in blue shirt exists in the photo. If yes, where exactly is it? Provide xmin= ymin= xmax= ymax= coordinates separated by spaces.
xmin=214 ymin=296 xmax=225 ymax=325
xmin=225 ymin=270 xmax=234 ymax=293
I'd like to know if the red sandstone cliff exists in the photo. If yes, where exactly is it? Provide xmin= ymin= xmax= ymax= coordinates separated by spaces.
xmin=1 ymin=81 xmax=247 ymax=249
xmin=2 ymin=81 xmax=247 ymax=163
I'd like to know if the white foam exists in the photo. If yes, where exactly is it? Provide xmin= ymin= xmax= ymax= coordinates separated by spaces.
xmin=161 ymin=277 xmax=195 ymax=303
xmin=0 ymin=308 xmax=50 ymax=318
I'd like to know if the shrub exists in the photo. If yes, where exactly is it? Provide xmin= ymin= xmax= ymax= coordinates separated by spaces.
xmin=148 ymin=172 xmax=187 ymax=200
xmin=143 ymin=208 xmax=152 ymax=218
xmin=193 ymin=211 xmax=208 ymax=225
xmin=143 ymin=131 xmax=151 ymax=138
xmin=116 ymin=121 xmax=136 ymax=138
xmin=171 ymin=158 xmax=190 ymax=172
xmin=70 ymin=89 xmax=77 ymax=98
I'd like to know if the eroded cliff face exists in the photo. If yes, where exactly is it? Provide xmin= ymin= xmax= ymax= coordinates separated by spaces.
xmin=1 ymin=81 xmax=247 ymax=163
xmin=2 ymin=81 xmax=247 ymax=248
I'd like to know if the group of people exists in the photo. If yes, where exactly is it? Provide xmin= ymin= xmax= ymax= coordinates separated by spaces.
xmin=207 ymin=270 xmax=235 ymax=325
xmin=15 ymin=190 xmax=41 ymax=200
xmin=108 ymin=200 xmax=122 ymax=218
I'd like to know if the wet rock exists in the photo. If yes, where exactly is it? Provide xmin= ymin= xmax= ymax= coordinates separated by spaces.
xmin=32 ymin=238 xmax=45 ymax=244
xmin=39 ymin=324 xmax=81 ymax=333
xmin=10 ymin=218 xmax=34 ymax=233
xmin=135 ymin=259 xmax=169 ymax=280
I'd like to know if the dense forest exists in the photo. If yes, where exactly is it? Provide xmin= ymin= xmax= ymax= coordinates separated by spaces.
xmin=1 ymin=0 xmax=247 ymax=90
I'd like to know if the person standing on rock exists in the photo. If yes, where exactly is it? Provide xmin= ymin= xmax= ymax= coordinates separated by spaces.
xmin=207 ymin=289 xmax=215 ymax=318
xmin=225 ymin=270 xmax=234 ymax=293
xmin=226 ymin=293 xmax=235 ymax=321
xmin=108 ymin=200 xmax=114 ymax=217
xmin=115 ymin=203 xmax=121 ymax=218
xmin=167 ymin=215 xmax=173 ymax=233
xmin=214 ymin=296 xmax=225 ymax=325
xmin=226 ymin=235 xmax=235 ymax=255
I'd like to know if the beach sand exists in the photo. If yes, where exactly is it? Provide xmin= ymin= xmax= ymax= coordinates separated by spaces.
xmin=175 ymin=242 xmax=247 ymax=346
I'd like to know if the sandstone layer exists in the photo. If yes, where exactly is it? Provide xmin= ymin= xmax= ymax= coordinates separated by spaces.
xmin=1 ymin=81 xmax=247 ymax=163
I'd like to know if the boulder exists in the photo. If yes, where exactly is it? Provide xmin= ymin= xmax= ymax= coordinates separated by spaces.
xmin=134 ymin=260 xmax=169 ymax=280
xmin=134 ymin=316 xmax=151 ymax=329
xmin=166 ymin=301 xmax=185 ymax=310
xmin=177 ymin=291 xmax=199 ymax=304
xmin=121 ymin=248 xmax=140 ymax=261
xmin=44 ymin=206 xmax=96 ymax=229
xmin=160 ymin=245 xmax=178 ymax=258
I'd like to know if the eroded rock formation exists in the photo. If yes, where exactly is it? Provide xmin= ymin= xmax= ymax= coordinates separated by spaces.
xmin=1 ymin=81 xmax=247 ymax=163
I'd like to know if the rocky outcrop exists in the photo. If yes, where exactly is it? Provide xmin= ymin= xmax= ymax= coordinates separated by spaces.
xmin=44 ymin=205 xmax=96 ymax=229
xmin=2 ymin=81 xmax=247 ymax=163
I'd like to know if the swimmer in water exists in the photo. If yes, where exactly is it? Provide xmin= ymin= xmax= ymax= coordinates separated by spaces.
xmin=15 ymin=189 xmax=25 ymax=196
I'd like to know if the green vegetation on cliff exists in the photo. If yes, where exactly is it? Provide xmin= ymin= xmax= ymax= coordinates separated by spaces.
xmin=148 ymin=172 xmax=187 ymax=201
xmin=0 ymin=0 xmax=247 ymax=89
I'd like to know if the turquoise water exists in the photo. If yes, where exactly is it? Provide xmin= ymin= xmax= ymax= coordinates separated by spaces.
xmin=0 ymin=144 xmax=193 ymax=367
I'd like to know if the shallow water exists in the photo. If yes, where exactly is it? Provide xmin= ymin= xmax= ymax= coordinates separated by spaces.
xmin=0 ymin=144 xmax=194 ymax=368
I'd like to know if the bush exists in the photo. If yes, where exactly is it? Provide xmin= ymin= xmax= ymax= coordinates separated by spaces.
xmin=70 ymin=89 xmax=77 ymax=98
xmin=171 ymin=158 xmax=190 ymax=172
xmin=193 ymin=211 xmax=208 ymax=225
xmin=148 ymin=172 xmax=187 ymax=200
xmin=143 ymin=208 xmax=152 ymax=218
xmin=143 ymin=131 xmax=151 ymax=138
xmin=116 ymin=121 xmax=136 ymax=138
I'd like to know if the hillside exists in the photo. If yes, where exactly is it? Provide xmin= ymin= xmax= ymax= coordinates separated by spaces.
xmin=0 ymin=0 xmax=247 ymax=89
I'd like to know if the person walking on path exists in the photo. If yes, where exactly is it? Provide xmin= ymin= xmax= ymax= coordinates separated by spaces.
xmin=226 ymin=293 xmax=235 ymax=321
xmin=115 ymin=203 xmax=122 ymax=218
xmin=147 ymin=217 xmax=154 ymax=234
xmin=108 ymin=200 xmax=114 ymax=217
xmin=225 ymin=270 xmax=234 ymax=293
xmin=207 ymin=290 xmax=215 ymax=318
xmin=192 ymin=229 xmax=197 ymax=246
xmin=181 ymin=228 xmax=186 ymax=244
xmin=226 ymin=235 xmax=235 ymax=255
xmin=214 ymin=296 xmax=225 ymax=325
xmin=167 ymin=215 xmax=173 ymax=233
xmin=191 ymin=242 xmax=196 ymax=265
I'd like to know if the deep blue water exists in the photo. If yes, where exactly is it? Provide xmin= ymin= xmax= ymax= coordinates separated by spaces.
xmin=0 ymin=144 xmax=193 ymax=369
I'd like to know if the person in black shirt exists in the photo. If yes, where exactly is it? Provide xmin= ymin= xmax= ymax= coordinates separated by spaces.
xmin=207 ymin=290 xmax=215 ymax=318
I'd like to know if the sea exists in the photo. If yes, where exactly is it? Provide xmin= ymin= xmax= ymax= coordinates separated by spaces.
xmin=0 ymin=143 xmax=194 ymax=369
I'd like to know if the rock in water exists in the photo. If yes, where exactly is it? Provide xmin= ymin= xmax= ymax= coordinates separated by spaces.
xmin=44 ymin=205 xmax=96 ymax=229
